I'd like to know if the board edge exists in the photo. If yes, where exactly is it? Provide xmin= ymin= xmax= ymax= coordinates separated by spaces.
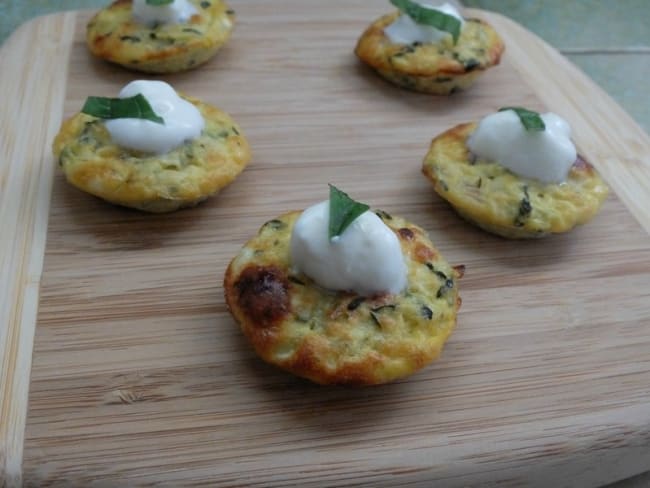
xmin=0 ymin=11 xmax=77 ymax=488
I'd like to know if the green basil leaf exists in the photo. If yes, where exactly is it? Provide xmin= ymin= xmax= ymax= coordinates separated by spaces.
xmin=146 ymin=0 xmax=175 ymax=5
xmin=390 ymin=0 xmax=461 ymax=43
xmin=328 ymin=185 xmax=370 ymax=240
xmin=498 ymin=106 xmax=546 ymax=132
xmin=81 ymin=94 xmax=165 ymax=125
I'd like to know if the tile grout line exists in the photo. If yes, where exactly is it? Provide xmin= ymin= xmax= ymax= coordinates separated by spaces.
xmin=560 ymin=47 xmax=650 ymax=55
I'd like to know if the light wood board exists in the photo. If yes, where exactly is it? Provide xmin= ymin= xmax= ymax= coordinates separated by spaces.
xmin=2 ymin=2 xmax=650 ymax=487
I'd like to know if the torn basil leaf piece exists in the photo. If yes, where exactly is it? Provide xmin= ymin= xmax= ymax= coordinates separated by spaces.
xmin=81 ymin=94 xmax=165 ymax=125
xmin=390 ymin=0 xmax=461 ymax=43
xmin=499 ymin=106 xmax=545 ymax=132
xmin=328 ymin=185 xmax=370 ymax=240
xmin=146 ymin=0 xmax=174 ymax=5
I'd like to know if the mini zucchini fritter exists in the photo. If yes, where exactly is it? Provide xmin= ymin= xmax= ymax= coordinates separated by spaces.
xmin=52 ymin=95 xmax=251 ymax=213
xmin=224 ymin=211 xmax=463 ymax=386
xmin=86 ymin=0 xmax=234 ymax=73
xmin=422 ymin=122 xmax=609 ymax=238
xmin=355 ymin=12 xmax=504 ymax=95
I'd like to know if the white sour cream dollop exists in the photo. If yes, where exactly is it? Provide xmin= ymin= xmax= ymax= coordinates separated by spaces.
xmin=132 ymin=0 xmax=198 ymax=27
xmin=466 ymin=110 xmax=577 ymax=184
xmin=384 ymin=2 xmax=465 ymax=45
xmin=290 ymin=201 xmax=408 ymax=296
xmin=104 ymin=80 xmax=205 ymax=154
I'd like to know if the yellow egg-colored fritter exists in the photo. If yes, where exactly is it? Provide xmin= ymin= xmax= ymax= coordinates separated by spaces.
xmin=86 ymin=0 xmax=234 ymax=73
xmin=355 ymin=11 xmax=504 ymax=94
xmin=422 ymin=122 xmax=609 ymax=238
xmin=224 ymin=210 xmax=463 ymax=386
xmin=52 ymin=94 xmax=251 ymax=213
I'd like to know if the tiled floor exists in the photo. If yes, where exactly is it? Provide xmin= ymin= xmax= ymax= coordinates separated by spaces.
xmin=463 ymin=0 xmax=650 ymax=133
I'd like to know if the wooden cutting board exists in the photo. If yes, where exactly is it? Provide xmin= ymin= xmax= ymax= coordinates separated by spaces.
xmin=2 ymin=2 xmax=650 ymax=486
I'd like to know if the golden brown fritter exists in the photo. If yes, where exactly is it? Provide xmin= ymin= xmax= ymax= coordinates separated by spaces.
xmin=224 ymin=211 xmax=463 ymax=386
xmin=53 ymin=94 xmax=251 ymax=213
xmin=86 ymin=0 xmax=234 ymax=73
xmin=422 ymin=122 xmax=609 ymax=238
xmin=355 ymin=11 xmax=504 ymax=94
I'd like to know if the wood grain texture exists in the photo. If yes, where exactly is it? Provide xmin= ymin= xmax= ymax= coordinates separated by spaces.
xmin=0 ymin=12 xmax=77 ymax=488
xmin=0 ymin=2 xmax=648 ymax=486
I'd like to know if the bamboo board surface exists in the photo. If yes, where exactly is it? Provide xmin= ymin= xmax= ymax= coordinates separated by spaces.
xmin=2 ymin=2 xmax=650 ymax=486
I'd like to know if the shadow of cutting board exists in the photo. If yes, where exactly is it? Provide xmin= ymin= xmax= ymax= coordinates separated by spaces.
xmin=2 ymin=2 xmax=650 ymax=486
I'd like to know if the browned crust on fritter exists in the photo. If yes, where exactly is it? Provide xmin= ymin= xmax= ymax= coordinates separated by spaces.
xmin=422 ymin=122 xmax=609 ymax=238
xmin=354 ymin=13 xmax=504 ymax=77
xmin=234 ymin=265 xmax=290 ymax=329
xmin=423 ymin=123 xmax=600 ymax=181
xmin=86 ymin=0 xmax=233 ymax=73
xmin=52 ymin=94 xmax=251 ymax=213
xmin=224 ymin=211 xmax=462 ymax=386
